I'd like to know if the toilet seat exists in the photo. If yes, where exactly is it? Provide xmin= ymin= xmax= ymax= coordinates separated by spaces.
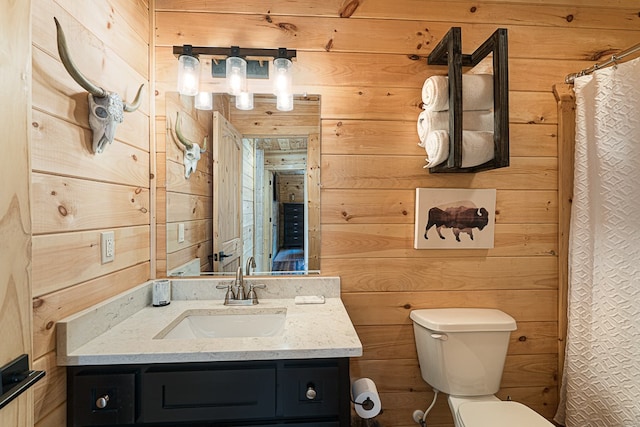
xmin=456 ymin=401 xmax=553 ymax=427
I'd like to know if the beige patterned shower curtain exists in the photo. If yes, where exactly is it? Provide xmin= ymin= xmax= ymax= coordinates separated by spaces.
xmin=555 ymin=57 xmax=640 ymax=426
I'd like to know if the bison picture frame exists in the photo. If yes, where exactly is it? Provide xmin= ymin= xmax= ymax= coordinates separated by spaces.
xmin=414 ymin=188 xmax=496 ymax=249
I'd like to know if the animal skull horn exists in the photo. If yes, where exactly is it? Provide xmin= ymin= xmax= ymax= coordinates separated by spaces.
xmin=174 ymin=112 xmax=208 ymax=179
xmin=54 ymin=17 xmax=144 ymax=154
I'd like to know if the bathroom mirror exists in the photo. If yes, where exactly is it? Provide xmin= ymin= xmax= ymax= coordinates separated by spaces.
xmin=164 ymin=92 xmax=320 ymax=277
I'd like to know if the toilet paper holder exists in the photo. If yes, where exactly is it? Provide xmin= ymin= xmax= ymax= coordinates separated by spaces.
xmin=352 ymin=396 xmax=376 ymax=411
xmin=351 ymin=377 xmax=382 ymax=419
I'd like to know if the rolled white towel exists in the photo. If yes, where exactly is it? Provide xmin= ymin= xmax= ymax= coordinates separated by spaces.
xmin=421 ymin=76 xmax=449 ymax=112
xmin=418 ymin=110 xmax=446 ymax=146
xmin=423 ymin=130 xmax=495 ymax=169
xmin=423 ymin=130 xmax=449 ymax=168
xmin=461 ymin=110 xmax=494 ymax=131
xmin=418 ymin=110 xmax=494 ymax=147
xmin=422 ymin=74 xmax=494 ymax=111
xmin=460 ymin=130 xmax=495 ymax=167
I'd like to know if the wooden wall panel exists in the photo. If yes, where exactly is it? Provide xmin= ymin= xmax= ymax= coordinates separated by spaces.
xmin=155 ymin=11 xmax=640 ymax=61
xmin=0 ymin=0 xmax=33 ymax=424
xmin=151 ymin=2 xmax=640 ymax=427
xmin=320 ymin=120 xmax=557 ymax=157
xmin=155 ymin=0 xmax=640 ymax=30
xmin=321 ymin=156 xmax=557 ymax=190
xmin=321 ymin=189 xmax=557 ymax=224
xmin=31 ymin=110 xmax=150 ymax=186
xmin=32 ymin=226 xmax=151 ymax=296
xmin=31 ymin=174 xmax=150 ymax=234
xmin=324 ymin=257 xmax=557 ymax=292
xmin=31 ymin=1 xmax=151 ymax=425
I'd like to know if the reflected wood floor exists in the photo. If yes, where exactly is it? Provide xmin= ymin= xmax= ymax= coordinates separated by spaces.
xmin=272 ymin=248 xmax=305 ymax=271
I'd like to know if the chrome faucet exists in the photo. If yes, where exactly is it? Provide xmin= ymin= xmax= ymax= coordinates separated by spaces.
xmin=216 ymin=266 xmax=266 ymax=305
xmin=245 ymin=256 xmax=256 ymax=276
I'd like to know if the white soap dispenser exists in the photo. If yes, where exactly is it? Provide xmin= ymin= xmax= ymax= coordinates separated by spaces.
xmin=152 ymin=279 xmax=171 ymax=307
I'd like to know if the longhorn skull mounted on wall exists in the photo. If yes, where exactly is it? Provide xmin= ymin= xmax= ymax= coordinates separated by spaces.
xmin=54 ymin=17 xmax=144 ymax=154
xmin=173 ymin=112 xmax=208 ymax=179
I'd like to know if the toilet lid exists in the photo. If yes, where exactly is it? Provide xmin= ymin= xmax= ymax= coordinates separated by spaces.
xmin=458 ymin=401 xmax=553 ymax=427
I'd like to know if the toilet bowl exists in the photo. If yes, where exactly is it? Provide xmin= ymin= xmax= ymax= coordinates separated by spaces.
xmin=448 ymin=395 xmax=553 ymax=427
xmin=410 ymin=308 xmax=553 ymax=427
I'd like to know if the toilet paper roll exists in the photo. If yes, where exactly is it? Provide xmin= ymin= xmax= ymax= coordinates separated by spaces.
xmin=351 ymin=377 xmax=382 ymax=419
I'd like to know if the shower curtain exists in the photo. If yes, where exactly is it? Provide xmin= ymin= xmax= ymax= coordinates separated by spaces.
xmin=556 ymin=57 xmax=640 ymax=426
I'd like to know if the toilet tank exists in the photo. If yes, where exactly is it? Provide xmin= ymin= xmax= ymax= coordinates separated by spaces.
xmin=410 ymin=308 xmax=516 ymax=396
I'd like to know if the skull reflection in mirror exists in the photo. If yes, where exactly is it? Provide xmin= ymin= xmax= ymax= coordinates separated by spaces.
xmin=54 ymin=17 xmax=144 ymax=154
xmin=174 ymin=112 xmax=208 ymax=179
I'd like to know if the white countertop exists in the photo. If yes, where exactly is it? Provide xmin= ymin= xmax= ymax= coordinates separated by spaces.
xmin=57 ymin=276 xmax=362 ymax=366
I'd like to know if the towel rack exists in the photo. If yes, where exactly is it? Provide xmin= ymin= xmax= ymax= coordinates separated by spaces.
xmin=0 ymin=354 xmax=45 ymax=410
xmin=427 ymin=27 xmax=509 ymax=173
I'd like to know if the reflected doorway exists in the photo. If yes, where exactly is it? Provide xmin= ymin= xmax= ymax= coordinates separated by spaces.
xmin=248 ymin=138 xmax=308 ymax=273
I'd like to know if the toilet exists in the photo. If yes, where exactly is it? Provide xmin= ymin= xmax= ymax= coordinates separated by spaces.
xmin=410 ymin=308 xmax=553 ymax=427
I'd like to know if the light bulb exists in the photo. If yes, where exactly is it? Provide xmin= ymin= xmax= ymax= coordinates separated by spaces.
xmin=236 ymin=92 xmax=254 ymax=110
xmin=277 ymin=93 xmax=294 ymax=111
xmin=273 ymin=57 xmax=292 ymax=96
xmin=177 ymin=55 xmax=200 ymax=96
xmin=195 ymin=91 xmax=213 ymax=110
xmin=226 ymin=57 xmax=247 ymax=96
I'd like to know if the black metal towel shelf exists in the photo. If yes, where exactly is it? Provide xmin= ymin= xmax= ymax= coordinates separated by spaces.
xmin=0 ymin=354 xmax=46 ymax=410
xmin=427 ymin=27 xmax=509 ymax=173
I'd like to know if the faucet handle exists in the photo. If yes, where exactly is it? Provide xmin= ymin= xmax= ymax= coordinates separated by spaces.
xmin=247 ymin=283 xmax=266 ymax=303
xmin=216 ymin=283 xmax=235 ymax=304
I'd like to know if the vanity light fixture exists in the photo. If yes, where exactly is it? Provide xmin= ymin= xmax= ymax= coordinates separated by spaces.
xmin=173 ymin=45 xmax=297 ymax=111
xmin=194 ymin=91 xmax=213 ymax=110
xmin=176 ymin=45 xmax=200 ymax=96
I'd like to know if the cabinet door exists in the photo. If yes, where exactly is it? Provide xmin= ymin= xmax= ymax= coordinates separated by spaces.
xmin=280 ymin=365 xmax=340 ymax=418
xmin=140 ymin=366 xmax=276 ymax=423
xmin=70 ymin=373 xmax=136 ymax=426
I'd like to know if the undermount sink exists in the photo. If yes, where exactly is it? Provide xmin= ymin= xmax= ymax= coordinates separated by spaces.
xmin=156 ymin=308 xmax=287 ymax=339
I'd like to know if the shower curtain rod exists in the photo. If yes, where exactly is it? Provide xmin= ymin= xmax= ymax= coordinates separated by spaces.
xmin=565 ymin=42 xmax=640 ymax=84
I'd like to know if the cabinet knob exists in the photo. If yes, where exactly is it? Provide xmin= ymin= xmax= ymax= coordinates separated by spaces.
xmin=305 ymin=385 xmax=317 ymax=400
xmin=96 ymin=395 xmax=110 ymax=409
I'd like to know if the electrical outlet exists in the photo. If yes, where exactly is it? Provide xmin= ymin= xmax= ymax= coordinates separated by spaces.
xmin=178 ymin=223 xmax=185 ymax=243
xmin=101 ymin=231 xmax=115 ymax=264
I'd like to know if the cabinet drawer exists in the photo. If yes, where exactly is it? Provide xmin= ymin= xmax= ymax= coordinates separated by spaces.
xmin=285 ymin=213 xmax=302 ymax=221
xmin=69 ymin=372 xmax=135 ymax=426
xmin=284 ymin=203 xmax=303 ymax=214
xmin=280 ymin=366 xmax=340 ymax=418
xmin=140 ymin=366 xmax=276 ymax=423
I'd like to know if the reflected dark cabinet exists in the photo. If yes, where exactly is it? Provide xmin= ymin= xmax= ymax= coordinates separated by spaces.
xmin=283 ymin=203 xmax=304 ymax=248
xmin=67 ymin=358 xmax=350 ymax=427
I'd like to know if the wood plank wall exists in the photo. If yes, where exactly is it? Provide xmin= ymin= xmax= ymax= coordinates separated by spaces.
xmin=30 ymin=1 xmax=152 ymax=425
xmin=154 ymin=1 xmax=640 ymax=426
xmin=1 ymin=0 xmax=34 ymax=425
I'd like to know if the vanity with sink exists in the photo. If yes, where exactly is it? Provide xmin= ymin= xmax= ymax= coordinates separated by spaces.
xmin=57 ymin=276 xmax=362 ymax=427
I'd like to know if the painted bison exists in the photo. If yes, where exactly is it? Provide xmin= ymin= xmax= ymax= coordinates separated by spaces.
xmin=424 ymin=206 xmax=489 ymax=242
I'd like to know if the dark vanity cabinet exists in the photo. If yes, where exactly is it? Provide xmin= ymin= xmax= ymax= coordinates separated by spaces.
xmin=67 ymin=358 xmax=350 ymax=427
xmin=282 ymin=203 xmax=304 ymax=248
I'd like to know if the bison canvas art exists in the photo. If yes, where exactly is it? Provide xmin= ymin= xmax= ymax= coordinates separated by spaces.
xmin=414 ymin=188 xmax=496 ymax=249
